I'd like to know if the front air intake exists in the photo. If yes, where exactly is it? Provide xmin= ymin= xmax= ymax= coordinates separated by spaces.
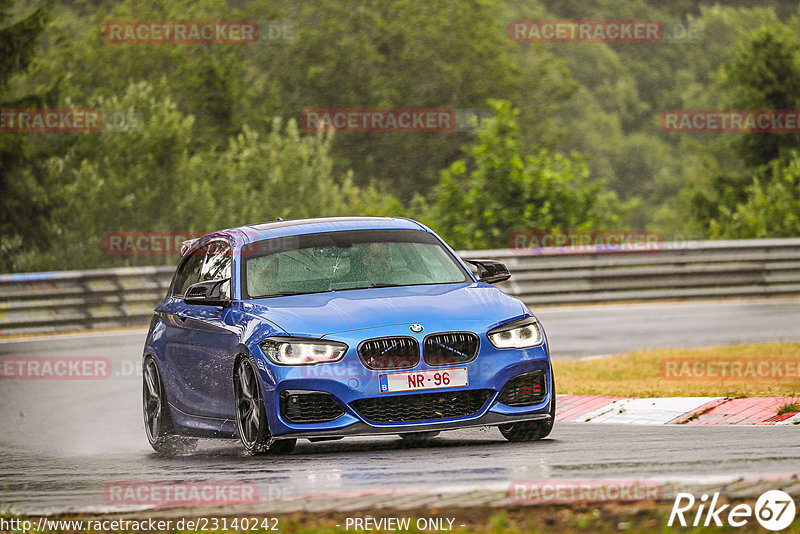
xmin=350 ymin=390 xmax=493 ymax=424
xmin=497 ymin=371 xmax=547 ymax=406
xmin=280 ymin=391 xmax=344 ymax=423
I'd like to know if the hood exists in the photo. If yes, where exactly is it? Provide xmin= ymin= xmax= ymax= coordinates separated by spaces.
xmin=240 ymin=283 xmax=529 ymax=337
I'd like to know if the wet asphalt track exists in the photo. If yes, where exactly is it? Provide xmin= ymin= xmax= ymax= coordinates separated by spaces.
xmin=1 ymin=298 xmax=799 ymax=513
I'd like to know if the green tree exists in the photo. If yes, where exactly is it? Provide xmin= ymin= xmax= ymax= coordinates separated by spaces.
xmin=12 ymin=82 xmax=200 ymax=271
xmin=717 ymin=24 xmax=800 ymax=168
xmin=21 ymin=0 xmax=578 ymax=204
xmin=689 ymin=23 xmax=800 ymax=236
xmin=242 ymin=0 xmax=576 ymax=200
xmin=12 ymin=81 xmax=404 ymax=272
xmin=193 ymin=117 xmax=404 ymax=228
xmin=427 ymin=100 xmax=623 ymax=250
xmin=709 ymin=153 xmax=800 ymax=238
xmin=0 ymin=0 xmax=53 ymax=271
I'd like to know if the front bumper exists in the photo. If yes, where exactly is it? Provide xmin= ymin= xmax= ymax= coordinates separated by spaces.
xmin=251 ymin=321 xmax=553 ymax=438
xmin=277 ymin=411 xmax=552 ymax=440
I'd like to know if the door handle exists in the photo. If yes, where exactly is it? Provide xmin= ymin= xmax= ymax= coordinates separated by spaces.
xmin=176 ymin=312 xmax=188 ymax=322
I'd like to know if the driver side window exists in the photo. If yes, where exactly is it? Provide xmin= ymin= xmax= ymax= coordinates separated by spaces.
xmin=172 ymin=240 xmax=232 ymax=297
xmin=199 ymin=241 xmax=232 ymax=299
xmin=172 ymin=251 xmax=204 ymax=297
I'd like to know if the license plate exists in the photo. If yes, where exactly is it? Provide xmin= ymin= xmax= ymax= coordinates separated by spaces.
xmin=379 ymin=368 xmax=468 ymax=393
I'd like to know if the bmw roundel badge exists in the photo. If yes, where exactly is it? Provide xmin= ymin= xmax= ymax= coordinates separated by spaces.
xmin=409 ymin=324 xmax=424 ymax=333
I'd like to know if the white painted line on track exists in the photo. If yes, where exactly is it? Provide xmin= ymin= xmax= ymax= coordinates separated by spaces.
xmin=582 ymin=397 xmax=722 ymax=425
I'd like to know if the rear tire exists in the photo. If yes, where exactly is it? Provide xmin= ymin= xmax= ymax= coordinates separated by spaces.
xmin=499 ymin=377 xmax=556 ymax=442
xmin=142 ymin=356 xmax=197 ymax=455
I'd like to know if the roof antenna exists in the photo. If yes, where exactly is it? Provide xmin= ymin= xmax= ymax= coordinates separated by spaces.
xmin=276 ymin=217 xmax=284 ymax=221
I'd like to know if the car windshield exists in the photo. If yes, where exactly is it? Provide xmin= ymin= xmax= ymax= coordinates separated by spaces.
xmin=242 ymin=229 xmax=470 ymax=299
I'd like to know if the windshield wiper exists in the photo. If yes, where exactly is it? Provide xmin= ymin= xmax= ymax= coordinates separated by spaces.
xmin=369 ymin=283 xmax=404 ymax=288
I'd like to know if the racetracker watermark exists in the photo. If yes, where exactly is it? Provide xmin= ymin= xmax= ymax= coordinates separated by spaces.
xmin=509 ymin=230 xmax=664 ymax=255
xmin=662 ymin=358 xmax=800 ymax=381
xmin=0 ymin=357 xmax=112 ymax=380
xmin=101 ymin=108 xmax=144 ymax=131
xmin=509 ymin=20 xmax=663 ymax=43
xmin=104 ymin=231 xmax=207 ymax=255
xmin=509 ymin=480 xmax=664 ymax=504
xmin=254 ymin=19 xmax=295 ymax=43
xmin=1 ymin=109 xmax=102 ymax=132
xmin=452 ymin=108 xmax=494 ymax=132
xmin=103 ymin=20 xmax=258 ymax=44
xmin=104 ymin=482 xmax=259 ymax=508
xmin=1 ymin=517 xmax=278 ymax=532
xmin=300 ymin=109 xmax=456 ymax=132
xmin=104 ymin=231 xmax=302 ymax=256
xmin=1 ymin=108 xmax=144 ymax=132
xmin=661 ymin=110 xmax=800 ymax=133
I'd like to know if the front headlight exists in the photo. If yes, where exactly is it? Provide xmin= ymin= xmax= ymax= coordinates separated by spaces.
xmin=259 ymin=337 xmax=348 ymax=365
xmin=487 ymin=317 xmax=543 ymax=349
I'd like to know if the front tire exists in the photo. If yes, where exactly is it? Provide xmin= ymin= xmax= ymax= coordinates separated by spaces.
xmin=499 ymin=378 xmax=556 ymax=442
xmin=143 ymin=356 xmax=197 ymax=455
xmin=234 ymin=358 xmax=296 ymax=455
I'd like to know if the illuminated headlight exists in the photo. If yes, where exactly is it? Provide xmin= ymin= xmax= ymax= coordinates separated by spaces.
xmin=259 ymin=338 xmax=348 ymax=365
xmin=487 ymin=317 xmax=543 ymax=349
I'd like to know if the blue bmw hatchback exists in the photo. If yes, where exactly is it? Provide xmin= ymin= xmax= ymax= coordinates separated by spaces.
xmin=142 ymin=217 xmax=555 ymax=454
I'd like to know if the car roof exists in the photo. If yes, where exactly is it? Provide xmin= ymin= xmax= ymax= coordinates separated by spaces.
xmin=207 ymin=216 xmax=431 ymax=248
xmin=245 ymin=216 xmax=419 ymax=232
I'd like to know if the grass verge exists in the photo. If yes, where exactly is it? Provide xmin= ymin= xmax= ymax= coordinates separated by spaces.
xmin=553 ymin=342 xmax=800 ymax=398
xmin=4 ymin=501 xmax=800 ymax=533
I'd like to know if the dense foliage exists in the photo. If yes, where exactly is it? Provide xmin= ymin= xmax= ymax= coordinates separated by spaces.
xmin=2 ymin=0 xmax=799 ymax=272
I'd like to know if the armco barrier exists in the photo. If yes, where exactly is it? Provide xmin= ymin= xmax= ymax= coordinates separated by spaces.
xmin=478 ymin=238 xmax=800 ymax=306
xmin=1 ymin=238 xmax=799 ymax=335
xmin=0 ymin=266 xmax=174 ymax=335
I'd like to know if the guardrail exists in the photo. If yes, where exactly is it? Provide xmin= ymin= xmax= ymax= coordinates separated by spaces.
xmin=0 ymin=266 xmax=174 ymax=336
xmin=475 ymin=238 xmax=800 ymax=307
xmin=1 ymin=238 xmax=799 ymax=335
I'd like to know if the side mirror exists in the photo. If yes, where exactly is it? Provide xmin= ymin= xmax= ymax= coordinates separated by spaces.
xmin=184 ymin=278 xmax=232 ymax=307
xmin=464 ymin=259 xmax=511 ymax=284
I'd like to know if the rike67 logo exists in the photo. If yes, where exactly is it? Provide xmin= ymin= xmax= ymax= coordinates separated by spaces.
xmin=669 ymin=490 xmax=796 ymax=531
